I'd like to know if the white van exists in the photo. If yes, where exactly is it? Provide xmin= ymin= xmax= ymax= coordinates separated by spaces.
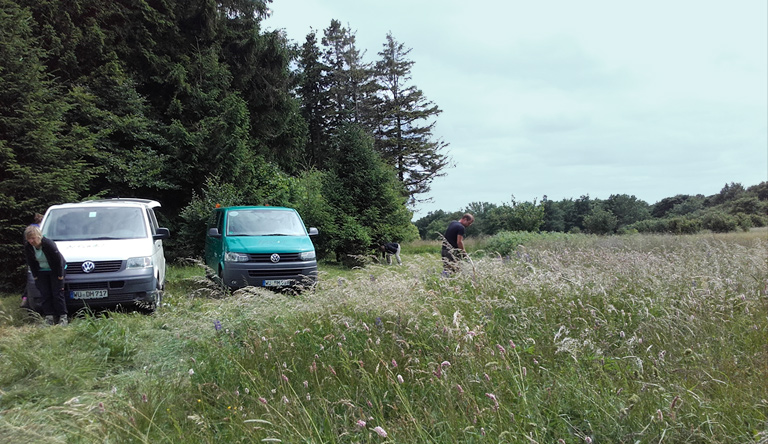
xmin=36 ymin=198 xmax=170 ymax=312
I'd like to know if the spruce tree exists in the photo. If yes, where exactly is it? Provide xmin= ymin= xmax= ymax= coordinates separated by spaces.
xmin=373 ymin=33 xmax=450 ymax=203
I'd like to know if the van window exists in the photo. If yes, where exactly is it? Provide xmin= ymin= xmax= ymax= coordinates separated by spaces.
xmin=43 ymin=207 xmax=147 ymax=241
xmin=226 ymin=209 xmax=305 ymax=236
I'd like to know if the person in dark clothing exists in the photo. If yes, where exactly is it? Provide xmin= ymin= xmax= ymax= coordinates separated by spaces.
xmin=380 ymin=242 xmax=402 ymax=265
xmin=24 ymin=225 xmax=68 ymax=325
xmin=21 ymin=213 xmax=44 ymax=309
xmin=441 ymin=213 xmax=474 ymax=272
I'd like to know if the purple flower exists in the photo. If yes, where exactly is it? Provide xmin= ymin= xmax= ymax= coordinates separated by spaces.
xmin=373 ymin=426 xmax=388 ymax=437
xmin=213 ymin=320 xmax=222 ymax=331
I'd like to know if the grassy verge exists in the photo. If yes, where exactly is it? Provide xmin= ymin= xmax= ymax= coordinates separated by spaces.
xmin=1 ymin=232 xmax=766 ymax=443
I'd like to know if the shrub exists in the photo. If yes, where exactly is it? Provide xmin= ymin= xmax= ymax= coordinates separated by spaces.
xmin=701 ymin=211 xmax=737 ymax=233
xmin=583 ymin=208 xmax=618 ymax=235
xmin=667 ymin=217 xmax=702 ymax=234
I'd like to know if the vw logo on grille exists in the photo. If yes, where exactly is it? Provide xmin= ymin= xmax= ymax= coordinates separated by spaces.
xmin=270 ymin=253 xmax=281 ymax=263
xmin=82 ymin=261 xmax=96 ymax=273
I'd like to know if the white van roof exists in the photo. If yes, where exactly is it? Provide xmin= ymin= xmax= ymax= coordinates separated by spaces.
xmin=51 ymin=198 xmax=161 ymax=209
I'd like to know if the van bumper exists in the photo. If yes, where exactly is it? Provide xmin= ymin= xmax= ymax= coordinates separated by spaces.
xmin=221 ymin=261 xmax=318 ymax=289
xmin=62 ymin=268 xmax=159 ymax=309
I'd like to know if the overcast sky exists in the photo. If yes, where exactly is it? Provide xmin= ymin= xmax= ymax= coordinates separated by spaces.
xmin=265 ymin=0 xmax=768 ymax=219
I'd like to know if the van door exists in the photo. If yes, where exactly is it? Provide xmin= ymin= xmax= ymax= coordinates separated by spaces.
xmin=205 ymin=210 xmax=225 ymax=273
xmin=146 ymin=208 xmax=166 ymax=287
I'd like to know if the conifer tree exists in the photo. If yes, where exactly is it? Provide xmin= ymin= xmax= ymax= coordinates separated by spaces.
xmin=373 ymin=33 xmax=450 ymax=203
xmin=297 ymin=30 xmax=331 ymax=168
xmin=0 ymin=0 xmax=92 ymax=289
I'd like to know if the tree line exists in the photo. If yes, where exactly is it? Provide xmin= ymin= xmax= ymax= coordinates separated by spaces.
xmin=415 ymin=181 xmax=768 ymax=240
xmin=0 ymin=0 xmax=448 ymax=289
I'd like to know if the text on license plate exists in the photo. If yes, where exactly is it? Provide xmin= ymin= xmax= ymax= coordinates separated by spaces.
xmin=71 ymin=289 xmax=109 ymax=299
xmin=263 ymin=279 xmax=292 ymax=287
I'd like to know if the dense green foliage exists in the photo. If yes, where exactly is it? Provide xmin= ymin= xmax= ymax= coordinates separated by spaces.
xmin=0 ymin=0 xmax=448 ymax=290
xmin=416 ymin=182 xmax=768 ymax=240
xmin=1 ymin=232 xmax=766 ymax=442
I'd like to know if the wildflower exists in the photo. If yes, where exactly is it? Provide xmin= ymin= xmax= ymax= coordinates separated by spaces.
xmin=98 ymin=402 xmax=105 ymax=413
xmin=259 ymin=397 xmax=268 ymax=404
xmin=303 ymin=380 xmax=309 ymax=388
xmin=281 ymin=374 xmax=289 ymax=383
xmin=363 ymin=322 xmax=370 ymax=331
xmin=456 ymin=384 xmax=464 ymax=394
xmin=441 ymin=361 xmax=451 ymax=367
xmin=485 ymin=393 xmax=499 ymax=410
xmin=244 ymin=387 xmax=250 ymax=394
xmin=234 ymin=389 xmax=239 ymax=396
xmin=391 ymin=359 xmax=397 ymax=368
xmin=585 ymin=437 xmax=593 ymax=443
xmin=213 ymin=320 xmax=222 ymax=331
xmin=141 ymin=394 xmax=148 ymax=403
xmin=481 ymin=427 xmax=486 ymax=436
xmin=356 ymin=419 xmax=366 ymax=428
xmin=281 ymin=395 xmax=289 ymax=404
xmin=509 ymin=340 xmax=516 ymax=349
xmin=188 ymin=368 xmax=194 ymax=376
xmin=484 ymin=373 xmax=490 ymax=381
xmin=497 ymin=344 xmax=506 ymax=354
xmin=397 ymin=374 xmax=404 ymax=384
xmin=373 ymin=426 xmax=387 ymax=438
xmin=310 ymin=361 xmax=317 ymax=373
xmin=329 ymin=366 xmax=337 ymax=376
xmin=522 ymin=367 xmax=527 ymax=377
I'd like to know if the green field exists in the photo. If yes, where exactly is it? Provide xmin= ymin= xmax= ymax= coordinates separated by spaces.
xmin=1 ymin=232 xmax=766 ymax=443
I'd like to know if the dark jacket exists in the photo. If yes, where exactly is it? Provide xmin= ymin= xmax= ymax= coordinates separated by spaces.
xmin=382 ymin=242 xmax=399 ymax=254
xmin=24 ymin=236 xmax=66 ymax=280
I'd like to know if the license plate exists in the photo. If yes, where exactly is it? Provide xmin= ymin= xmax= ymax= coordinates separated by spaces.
xmin=263 ymin=279 xmax=292 ymax=287
xmin=71 ymin=289 xmax=108 ymax=299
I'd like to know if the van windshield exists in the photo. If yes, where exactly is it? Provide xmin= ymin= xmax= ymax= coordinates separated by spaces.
xmin=43 ymin=207 xmax=147 ymax=241
xmin=226 ymin=210 xmax=306 ymax=236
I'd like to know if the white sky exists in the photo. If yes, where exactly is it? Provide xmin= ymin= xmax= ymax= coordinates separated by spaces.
xmin=264 ymin=0 xmax=768 ymax=219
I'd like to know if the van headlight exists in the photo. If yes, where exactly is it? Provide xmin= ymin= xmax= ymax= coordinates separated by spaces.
xmin=299 ymin=251 xmax=316 ymax=261
xmin=127 ymin=256 xmax=153 ymax=269
xmin=225 ymin=252 xmax=249 ymax=262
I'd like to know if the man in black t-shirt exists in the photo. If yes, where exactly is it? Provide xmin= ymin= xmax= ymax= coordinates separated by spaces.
xmin=441 ymin=213 xmax=474 ymax=272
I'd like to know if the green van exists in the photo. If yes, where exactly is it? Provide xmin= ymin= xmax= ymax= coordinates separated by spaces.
xmin=205 ymin=206 xmax=319 ymax=289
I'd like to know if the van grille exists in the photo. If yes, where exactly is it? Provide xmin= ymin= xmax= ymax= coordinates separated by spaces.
xmin=68 ymin=281 xmax=125 ymax=290
xmin=247 ymin=253 xmax=301 ymax=262
xmin=67 ymin=260 xmax=124 ymax=274
xmin=247 ymin=269 xmax=309 ymax=278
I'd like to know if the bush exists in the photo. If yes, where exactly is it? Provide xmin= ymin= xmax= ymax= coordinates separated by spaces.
xmin=667 ymin=217 xmax=702 ymax=234
xmin=583 ymin=208 xmax=618 ymax=235
xmin=701 ymin=211 xmax=737 ymax=233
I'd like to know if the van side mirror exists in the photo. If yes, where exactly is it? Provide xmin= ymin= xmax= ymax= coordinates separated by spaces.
xmin=208 ymin=227 xmax=222 ymax=238
xmin=153 ymin=227 xmax=170 ymax=240
xmin=308 ymin=227 xmax=319 ymax=236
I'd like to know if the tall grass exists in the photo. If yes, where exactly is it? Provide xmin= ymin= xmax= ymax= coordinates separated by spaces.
xmin=0 ymin=232 xmax=766 ymax=443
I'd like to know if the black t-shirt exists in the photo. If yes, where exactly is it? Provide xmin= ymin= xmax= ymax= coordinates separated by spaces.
xmin=444 ymin=221 xmax=465 ymax=248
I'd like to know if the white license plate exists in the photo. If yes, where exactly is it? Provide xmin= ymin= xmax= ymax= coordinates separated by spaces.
xmin=263 ymin=279 xmax=292 ymax=287
xmin=71 ymin=289 xmax=108 ymax=299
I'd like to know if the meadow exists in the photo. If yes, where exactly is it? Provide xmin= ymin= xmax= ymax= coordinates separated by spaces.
xmin=0 ymin=231 xmax=766 ymax=443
